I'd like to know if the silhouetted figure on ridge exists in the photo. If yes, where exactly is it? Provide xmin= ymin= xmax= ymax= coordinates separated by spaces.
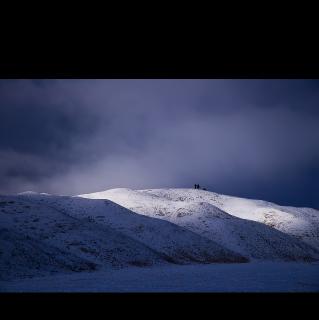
xmin=194 ymin=184 xmax=207 ymax=190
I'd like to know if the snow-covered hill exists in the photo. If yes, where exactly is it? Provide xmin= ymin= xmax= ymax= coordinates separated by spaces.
xmin=80 ymin=188 xmax=319 ymax=261
xmin=1 ymin=188 xmax=318 ymax=282
xmin=0 ymin=193 xmax=246 ymax=280
xmin=139 ymin=189 xmax=319 ymax=250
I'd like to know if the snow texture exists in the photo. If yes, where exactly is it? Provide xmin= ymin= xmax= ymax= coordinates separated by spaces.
xmin=1 ymin=188 xmax=318 ymax=291
xmin=0 ymin=192 xmax=246 ymax=280
xmin=80 ymin=188 xmax=319 ymax=261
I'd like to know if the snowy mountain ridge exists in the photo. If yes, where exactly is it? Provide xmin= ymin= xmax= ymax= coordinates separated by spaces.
xmin=1 ymin=188 xmax=318 ymax=282
xmin=0 ymin=192 xmax=247 ymax=280
xmin=80 ymin=188 xmax=319 ymax=259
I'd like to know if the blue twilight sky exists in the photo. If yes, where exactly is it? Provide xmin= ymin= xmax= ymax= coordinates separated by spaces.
xmin=0 ymin=79 xmax=318 ymax=208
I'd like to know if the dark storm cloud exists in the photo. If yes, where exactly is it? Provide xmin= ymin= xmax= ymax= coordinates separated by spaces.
xmin=0 ymin=80 xmax=318 ymax=208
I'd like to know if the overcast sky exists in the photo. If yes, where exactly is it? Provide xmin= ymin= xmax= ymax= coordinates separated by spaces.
xmin=0 ymin=79 xmax=318 ymax=208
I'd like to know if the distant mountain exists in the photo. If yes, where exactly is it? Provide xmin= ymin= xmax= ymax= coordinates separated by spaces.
xmin=1 ymin=188 xmax=318 ymax=281
xmin=0 ymin=192 xmax=246 ymax=280
xmin=80 ymin=188 xmax=319 ymax=261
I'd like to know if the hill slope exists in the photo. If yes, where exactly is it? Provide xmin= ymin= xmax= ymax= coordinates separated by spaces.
xmin=139 ymin=188 xmax=319 ymax=250
xmin=80 ymin=188 xmax=319 ymax=261
xmin=0 ymin=193 xmax=247 ymax=280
